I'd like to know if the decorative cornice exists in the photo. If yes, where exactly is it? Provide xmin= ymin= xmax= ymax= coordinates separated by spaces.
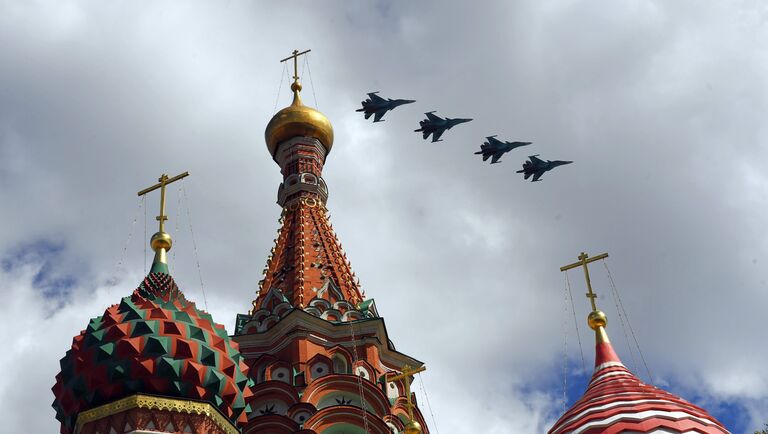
xmin=74 ymin=394 xmax=239 ymax=434
xmin=275 ymin=137 xmax=327 ymax=169
xmin=234 ymin=309 xmax=423 ymax=371
xmin=277 ymin=174 xmax=328 ymax=206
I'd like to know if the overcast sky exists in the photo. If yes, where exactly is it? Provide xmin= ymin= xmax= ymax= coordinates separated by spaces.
xmin=1 ymin=1 xmax=767 ymax=433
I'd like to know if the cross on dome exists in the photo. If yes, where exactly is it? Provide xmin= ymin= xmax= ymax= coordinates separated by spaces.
xmin=280 ymin=48 xmax=311 ymax=88
xmin=137 ymin=171 xmax=189 ymax=273
xmin=389 ymin=364 xmax=427 ymax=433
xmin=560 ymin=251 xmax=609 ymax=313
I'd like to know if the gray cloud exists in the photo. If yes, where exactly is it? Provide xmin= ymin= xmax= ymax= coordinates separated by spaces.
xmin=0 ymin=0 xmax=766 ymax=432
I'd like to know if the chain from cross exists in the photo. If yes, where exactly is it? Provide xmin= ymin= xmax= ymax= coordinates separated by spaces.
xmin=137 ymin=172 xmax=189 ymax=233
xmin=280 ymin=49 xmax=311 ymax=83
xmin=388 ymin=364 xmax=427 ymax=420
xmin=560 ymin=251 xmax=609 ymax=312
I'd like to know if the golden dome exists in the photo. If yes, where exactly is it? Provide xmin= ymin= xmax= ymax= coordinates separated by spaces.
xmin=265 ymin=81 xmax=334 ymax=158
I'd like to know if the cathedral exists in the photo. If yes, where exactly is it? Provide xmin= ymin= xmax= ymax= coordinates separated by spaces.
xmin=51 ymin=52 xmax=729 ymax=434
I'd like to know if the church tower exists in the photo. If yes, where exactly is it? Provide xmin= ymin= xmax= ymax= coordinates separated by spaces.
xmin=52 ymin=173 xmax=253 ymax=434
xmin=551 ymin=253 xmax=729 ymax=434
xmin=232 ymin=50 xmax=430 ymax=434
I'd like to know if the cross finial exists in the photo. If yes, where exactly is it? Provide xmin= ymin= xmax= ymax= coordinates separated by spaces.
xmin=280 ymin=48 xmax=311 ymax=87
xmin=137 ymin=171 xmax=189 ymax=271
xmin=138 ymin=172 xmax=189 ymax=234
xmin=388 ymin=364 xmax=427 ymax=422
xmin=560 ymin=251 xmax=609 ymax=312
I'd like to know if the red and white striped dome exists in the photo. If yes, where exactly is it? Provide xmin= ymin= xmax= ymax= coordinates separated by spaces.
xmin=549 ymin=312 xmax=729 ymax=434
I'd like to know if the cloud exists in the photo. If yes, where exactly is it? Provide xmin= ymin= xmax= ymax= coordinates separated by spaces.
xmin=1 ymin=0 xmax=767 ymax=432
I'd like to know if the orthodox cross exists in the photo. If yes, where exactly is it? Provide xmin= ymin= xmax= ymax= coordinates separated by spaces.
xmin=560 ymin=251 xmax=609 ymax=311
xmin=137 ymin=172 xmax=189 ymax=233
xmin=388 ymin=364 xmax=426 ymax=420
xmin=280 ymin=48 xmax=311 ymax=83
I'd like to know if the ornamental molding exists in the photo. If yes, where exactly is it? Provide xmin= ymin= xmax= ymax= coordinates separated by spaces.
xmin=234 ymin=309 xmax=422 ymax=371
xmin=277 ymin=173 xmax=328 ymax=206
xmin=73 ymin=394 xmax=239 ymax=434
xmin=275 ymin=137 xmax=327 ymax=168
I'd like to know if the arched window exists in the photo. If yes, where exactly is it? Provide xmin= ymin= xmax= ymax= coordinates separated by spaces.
xmin=332 ymin=355 xmax=349 ymax=374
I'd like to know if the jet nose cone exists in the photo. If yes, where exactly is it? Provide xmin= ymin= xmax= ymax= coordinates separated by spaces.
xmin=456 ymin=118 xmax=473 ymax=124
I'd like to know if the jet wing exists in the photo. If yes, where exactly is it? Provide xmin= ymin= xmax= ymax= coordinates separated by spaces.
xmin=529 ymin=155 xmax=545 ymax=165
xmin=425 ymin=112 xmax=442 ymax=122
xmin=490 ymin=153 xmax=502 ymax=164
xmin=486 ymin=136 xmax=502 ymax=147
xmin=373 ymin=110 xmax=386 ymax=122
xmin=368 ymin=92 xmax=385 ymax=103
xmin=431 ymin=128 xmax=445 ymax=142
xmin=532 ymin=171 xmax=544 ymax=182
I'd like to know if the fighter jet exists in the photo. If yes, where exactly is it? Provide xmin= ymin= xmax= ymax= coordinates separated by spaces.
xmin=475 ymin=135 xmax=532 ymax=164
xmin=516 ymin=155 xmax=573 ymax=182
xmin=356 ymin=92 xmax=415 ymax=123
xmin=414 ymin=111 xmax=472 ymax=142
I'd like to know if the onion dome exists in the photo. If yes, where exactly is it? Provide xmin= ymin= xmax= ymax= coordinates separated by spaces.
xmin=51 ymin=228 xmax=253 ymax=434
xmin=549 ymin=310 xmax=729 ymax=434
xmin=265 ymin=80 xmax=334 ymax=158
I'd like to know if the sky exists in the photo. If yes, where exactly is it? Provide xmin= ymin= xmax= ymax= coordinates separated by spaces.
xmin=0 ymin=1 xmax=767 ymax=432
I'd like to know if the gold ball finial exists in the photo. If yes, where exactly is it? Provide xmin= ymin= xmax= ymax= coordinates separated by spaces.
xmin=265 ymin=85 xmax=334 ymax=158
xmin=150 ymin=231 xmax=172 ymax=252
xmin=588 ymin=310 xmax=607 ymax=330
xmin=403 ymin=421 xmax=422 ymax=434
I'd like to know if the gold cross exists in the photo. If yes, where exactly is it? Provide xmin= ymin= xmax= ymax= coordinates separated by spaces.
xmin=388 ymin=364 xmax=426 ymax=420
xmin=560 ymin=251 xmax=609 ymax=312
xmin=137 ymin=172 xmax=189 ymax=233
xmin=280 ymin=49 xmax=311 ymax=83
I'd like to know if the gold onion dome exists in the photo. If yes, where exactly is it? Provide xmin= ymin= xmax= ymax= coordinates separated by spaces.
xmin=265 ymin=81 xmax=334 ymax=158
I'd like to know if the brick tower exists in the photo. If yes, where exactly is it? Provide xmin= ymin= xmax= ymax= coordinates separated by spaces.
xmin=232 ymin=50 xmax=430 ymax=434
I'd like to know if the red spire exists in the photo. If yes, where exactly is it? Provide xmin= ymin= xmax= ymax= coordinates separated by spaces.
xmin=549 ymin=311 xmax=729 ymax=434
xmin=591 ymin=311 xmax=621 ymax=369
xmin=250 ymin=134 xmax=363 ymax=317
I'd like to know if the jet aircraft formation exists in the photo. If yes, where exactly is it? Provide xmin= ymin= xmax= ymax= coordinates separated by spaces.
xmin=357 ymin=91 xmax=572 ymax=182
